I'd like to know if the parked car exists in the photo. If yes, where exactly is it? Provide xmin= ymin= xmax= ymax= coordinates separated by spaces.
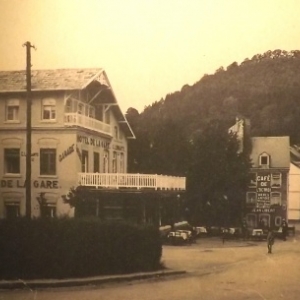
xmin=167 ymin=230 xmax=190 ymax=245
xmin=250 ymin=228 xmax=267 ymax=241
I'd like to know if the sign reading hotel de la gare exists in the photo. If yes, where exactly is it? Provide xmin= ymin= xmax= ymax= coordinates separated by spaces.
xmin=77 ymin=134 xmax=109 ymax=149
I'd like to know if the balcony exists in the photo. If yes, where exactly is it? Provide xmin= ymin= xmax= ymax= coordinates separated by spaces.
xmin=78 ymin=173 xmax=186 ymax=191
xmin=64 ymin=113 xmax=111 ymax=135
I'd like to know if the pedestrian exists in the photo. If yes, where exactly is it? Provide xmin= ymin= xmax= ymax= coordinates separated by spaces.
xmin=282 ymin=218 xmax=288 ymax=241
xmin=241 ymin=218 xmax=248 ymax=240
xmin=267 ymin=227 xmax=275 ymax=254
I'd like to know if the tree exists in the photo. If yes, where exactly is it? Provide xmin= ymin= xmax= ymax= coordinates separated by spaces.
xmin=62 ymin=187 xmax=86 ymax=217
xmin=187 ymin=121 xmax=251 ymax=226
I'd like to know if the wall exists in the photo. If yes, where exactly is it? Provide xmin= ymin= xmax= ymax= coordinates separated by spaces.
xmin=245 ymin=169 xmax=289 ymax=228
xmin=288 ymin=163 xmax=300 ymax=220
xmin=0 ymin=92 xmax=129 ymax=219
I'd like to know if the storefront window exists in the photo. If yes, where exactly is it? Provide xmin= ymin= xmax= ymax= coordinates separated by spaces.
xmin=246 ymin=192 xmax=257 ymax=204
xmin=270 ymin=192 xmax=281 ymax=205
xmin=6 ymin=204 xmax=20 ymax=219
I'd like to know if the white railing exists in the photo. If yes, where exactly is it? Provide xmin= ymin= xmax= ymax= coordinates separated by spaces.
xmin=64 ymin=113 xmax=111 ymax=135
xmin=78 ymin=173 xmax=186 ymax=190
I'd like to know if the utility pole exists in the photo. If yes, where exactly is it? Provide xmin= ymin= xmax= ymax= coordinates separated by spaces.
xmin=23 ymin=41 xmax=36 ymax=219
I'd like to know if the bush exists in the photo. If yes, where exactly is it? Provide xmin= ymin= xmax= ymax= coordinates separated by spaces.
xmin=0 ymin=218 xmax=163 ymax=280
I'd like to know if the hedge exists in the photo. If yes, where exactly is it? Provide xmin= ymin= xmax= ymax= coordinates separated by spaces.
xmin=0 ymin=218 xmax=163 ymax=280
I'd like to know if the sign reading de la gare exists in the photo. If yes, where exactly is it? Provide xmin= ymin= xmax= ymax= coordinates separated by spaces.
xmin=1 ymin=179 xmax=59 ymax=189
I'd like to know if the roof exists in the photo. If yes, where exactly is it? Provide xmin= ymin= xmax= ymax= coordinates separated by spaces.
xmin=0 ymin=68 xmax=104 ymax=92
xmin=250 ymin=136 xmax=290 ymax=168
xmin=0 ymin=68 xmax=135 ymax=139
xmin=290 ymin=145 xmax=300 ymax=168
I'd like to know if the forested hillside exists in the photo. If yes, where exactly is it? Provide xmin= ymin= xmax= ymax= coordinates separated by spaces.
xmin=127 ymin=49 xmax=300 ymax=176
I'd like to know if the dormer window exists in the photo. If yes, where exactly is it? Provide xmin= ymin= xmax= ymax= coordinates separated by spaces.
xmin=259 ymin=153 xmax=270 ymax=168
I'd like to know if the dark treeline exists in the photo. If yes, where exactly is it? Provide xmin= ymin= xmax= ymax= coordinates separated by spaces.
xmin=126 ymin=49 xmax=300 ymax=225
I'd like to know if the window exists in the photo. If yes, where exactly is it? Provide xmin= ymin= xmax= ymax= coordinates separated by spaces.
xmin=4 ymin=193 xmax=21 ymax=219
xmin=40 ymin=149 xmax=56 ymax=175
xmin=41 ymin=205 xmax=56 ymax=218
xmin=37 ymin=193 xmax=57 ymax=218
xmin=270 ymin=192 xmax=281 ymax=205
xmin=65 ymin=99 xmax=72 ymax=113
xmin=246 ymin=192 xmax=257 ymax=204
xmin=95 ymin=106 xmax=103 ymax=121
xmin=103 ymin=151 xmax=109 ymax=173
xmin=4 ymin=148 xmax=20 ymax=174
xmin=42 ymin=98 xmax=56 ymax=120
xmin=93 ymin=152 xmax=100 ymax=173
xmin=246 ymin=214 xmax=257 ymax=228
xmin=78 ymin=103 xmax=84 ymax=115
xmin=89 ymin=107 xmax=95 ymax=118
xmin=5 ymin=203 xmax=20 ymax=219
xmin=112 ymin=152 xmax=117 ymax=173
xmin=81 ymin=150 xmax=89 ymax=172
xmin=275 ymin=216 xmax=282 ymax=227
xmin=259 ymin=153 xmax=270 ymax=167
xmin=271 ymin=173 xmax=281 ymax=188
xmin=6 ymin=99 xmax=19 ymax=121
xmin=119 ymin=153 xmax=124 ymax=173
xmin=259 ymin=214 xmax=270 ymax=228
xmin=248 ymin=173 xmax=257 ymax=188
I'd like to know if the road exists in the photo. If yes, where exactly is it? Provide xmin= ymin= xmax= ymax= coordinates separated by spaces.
xmin=1 ymin=235 xmax=300 ymax=300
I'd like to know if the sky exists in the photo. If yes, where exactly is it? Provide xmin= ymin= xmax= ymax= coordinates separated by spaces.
xmin=1 ymin=0 xmax=300 ymax=113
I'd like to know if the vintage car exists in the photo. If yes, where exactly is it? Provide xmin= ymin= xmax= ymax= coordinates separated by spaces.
xmin=167 ymin=230 xmax=191 ymax=245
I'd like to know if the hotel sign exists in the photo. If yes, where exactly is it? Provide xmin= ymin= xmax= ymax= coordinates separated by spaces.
xmin=77 ymin=135 xmax=109 ymax=149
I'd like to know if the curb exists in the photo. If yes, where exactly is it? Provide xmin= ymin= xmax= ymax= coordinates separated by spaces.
xmin=0 ymin=269 xmax=186 ymax=290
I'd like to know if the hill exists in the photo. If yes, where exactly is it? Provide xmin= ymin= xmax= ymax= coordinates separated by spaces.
xmin=126 ymin=49 xmax=300 ymax=174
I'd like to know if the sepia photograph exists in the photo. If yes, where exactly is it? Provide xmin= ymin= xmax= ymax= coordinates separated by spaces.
xmin=0 ymin=0 xmax=300 ymax=299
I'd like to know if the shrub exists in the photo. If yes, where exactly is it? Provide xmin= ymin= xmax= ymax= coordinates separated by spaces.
xmin=0 ymin=218 xmax=162 ymax=280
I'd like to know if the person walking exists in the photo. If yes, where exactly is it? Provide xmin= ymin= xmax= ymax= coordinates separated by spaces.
xmin=241 ymin=218 xmax=248 ymax=240
xmin=267 ymin=227 xmax=275 ymax=254
xmin=282 ymin=218 xmax=288 ymax=241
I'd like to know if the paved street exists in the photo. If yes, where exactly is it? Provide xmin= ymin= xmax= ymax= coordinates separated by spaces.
xmin=1 ymin=235 xmax=300 ymax=300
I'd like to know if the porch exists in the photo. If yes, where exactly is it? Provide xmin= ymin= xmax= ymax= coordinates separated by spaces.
xmin=78 ymin=173 xmax=186 ymax=190
xmin=64 ymin=113 xmax=112 ymax=135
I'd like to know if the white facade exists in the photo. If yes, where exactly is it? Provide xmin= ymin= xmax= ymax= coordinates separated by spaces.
xmin=0 ymin=69 xmax=133 ymax=219
xmin=288 ymin=163 xmax=300 ymax=220
xmin=0 ymin=68 xmax=186 ymax=220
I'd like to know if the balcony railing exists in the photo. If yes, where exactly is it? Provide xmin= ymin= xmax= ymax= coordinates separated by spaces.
xmin=64 ymin=113 xmax=111 ymax=135
xmin=78 ymin=173 xmax=186 ymax=191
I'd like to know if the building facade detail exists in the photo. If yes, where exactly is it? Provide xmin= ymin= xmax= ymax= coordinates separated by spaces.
xmin=0 ymin=69 xmax=185 ymax=220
